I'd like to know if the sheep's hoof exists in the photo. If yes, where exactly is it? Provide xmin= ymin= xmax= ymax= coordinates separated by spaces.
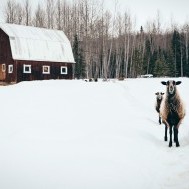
xmin=169 ymin=142 xmax=172 ymax=147
xmin=164 ymin=137 xmax=167 ymax=141
xmin=176 ymin=143 xmax=180 ymax=147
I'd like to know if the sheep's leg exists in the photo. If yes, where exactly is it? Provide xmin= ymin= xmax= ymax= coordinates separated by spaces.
xmin=173 ymin=127 xmax=176 ymax=143
xmin=163 ymin=120 xmax=169 ymax=141
xmin=159 ymin=114 xmax=161 ymax=124
xmin=169 ymin=126 xmax=173 ymax=147
xmin=174 ymin=126 xmax=180 ymax=147
xmin=173 ymin=125 xmax=177 ymax=143
xmin=176 ymin=119 xmax=183 ymax=129
xmin=164 ymin=125 xmax=168 ymax=141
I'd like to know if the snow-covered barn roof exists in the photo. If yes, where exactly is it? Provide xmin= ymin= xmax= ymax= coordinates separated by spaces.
xmin=0 ymin=23 xmax=75 ymax=63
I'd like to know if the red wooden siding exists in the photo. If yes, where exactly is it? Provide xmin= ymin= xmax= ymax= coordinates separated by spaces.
xmin=16 ymin=61 xmax=73 ymax=83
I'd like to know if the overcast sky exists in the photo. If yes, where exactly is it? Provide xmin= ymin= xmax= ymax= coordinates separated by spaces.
xmin=105 ymin=0 xmax=189 ymax=30
xmin=0 ymin=0 xmax=189 ymax=29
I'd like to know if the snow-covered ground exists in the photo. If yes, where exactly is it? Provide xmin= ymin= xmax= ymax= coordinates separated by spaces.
xmin=0 ymin=78 xmax=189 ymax=189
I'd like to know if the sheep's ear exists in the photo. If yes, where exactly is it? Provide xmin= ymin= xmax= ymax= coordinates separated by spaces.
xmin=161 ymin=92 xmax=164 ymax=95
xmin=161 ymin=81 xmax=167 ymax=85
xmin=176 ymin=81 xmax=182 ymax=85
xmin=155 ymin=92 xmax=158 ymax=95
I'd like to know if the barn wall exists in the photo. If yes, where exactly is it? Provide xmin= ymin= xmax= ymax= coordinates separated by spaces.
xmin=6 ymin=61 xmax=16 ymax=83
xmin=16 ymin=60 xmax=73 ymax=83
xmin=0 ymin=29 xmax=15 ymax=82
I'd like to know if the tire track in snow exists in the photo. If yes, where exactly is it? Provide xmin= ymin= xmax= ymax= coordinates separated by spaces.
xmin=113 ymin=80 xmax=158 ymax=126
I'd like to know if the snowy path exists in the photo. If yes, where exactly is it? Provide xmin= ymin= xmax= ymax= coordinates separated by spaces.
xmin=0 ymin=78 xmax=189 ymax=189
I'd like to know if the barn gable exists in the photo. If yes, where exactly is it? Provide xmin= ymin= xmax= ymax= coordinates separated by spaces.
xmin=0 ymin=23 xmax=75 ymax=63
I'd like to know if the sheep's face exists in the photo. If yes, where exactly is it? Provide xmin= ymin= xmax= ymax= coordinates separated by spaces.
xmin=161 ymin=80 xmax=181 ymax=95
xmin=155 ymin=92 xmax=164 ymax=100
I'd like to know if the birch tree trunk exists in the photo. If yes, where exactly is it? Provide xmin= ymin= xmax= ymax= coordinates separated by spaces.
xmin=33 ymin=3 xmax=46 ymax=27
xmin=24 ymin=0 xmax=31 ymax=26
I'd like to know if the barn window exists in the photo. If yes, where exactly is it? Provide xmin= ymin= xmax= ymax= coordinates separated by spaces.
xmin=23 ymin=64 xmax=31 ymax=73
xmin=2 ymin=64 xmax=6 ymax=72
xmin=8 ymin=65 xmax=13 ymax=73
xmin=60 ymin=66 xmax=68 ymax=74
xmin=43 ymin=66 xmax=50 ymax=74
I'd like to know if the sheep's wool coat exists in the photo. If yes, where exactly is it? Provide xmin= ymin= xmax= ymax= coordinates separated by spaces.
xmin=155 ymin=98 xmax=162 ymax=113
xmin=160 ymin=90 xmax=185 ymax=123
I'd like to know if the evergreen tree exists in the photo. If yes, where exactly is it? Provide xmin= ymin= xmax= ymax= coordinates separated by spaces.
xmin=180 ymin=33 xmax=188 ymax=77
xmin=73 ymin=34 xmax=79 ymax=78
xmin=153 ymin=59 xmax=167 ymax=77
xmin=132 ymin=49 xmax=142 ymax=77
xmin=140 ymin=26 xmax=144 ymax=33
xmin=164 ymin=50 xmax=175 ymax=77
xmin=150 ymin=50 xmax=158 ymax=75
xmin=72 ymin=34 xmax=85 ymax=79
xmin=143 ymin=38 xmax=151 ymax=74
xmin=172 ymin=30 xmax=181 ymax=77
xmin=78 ymin=47 xmax=86 ymax=79
xmin=109 ymin=50 xmax=116 ymax=78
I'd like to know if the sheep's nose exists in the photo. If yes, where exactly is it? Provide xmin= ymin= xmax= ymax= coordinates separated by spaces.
xmin=169 ymin=85 xmax=174 ymax=93
xmin=158 ymin=95 xmax=162 ymax=99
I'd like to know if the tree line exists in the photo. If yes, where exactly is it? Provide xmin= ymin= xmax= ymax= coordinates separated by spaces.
xmin=3 ymin=0 xmax=189 ymax=79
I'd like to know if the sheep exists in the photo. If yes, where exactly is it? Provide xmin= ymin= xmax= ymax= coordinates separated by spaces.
xmin=155 ymin=92 xmax=164 ymax=124
xmin=160 ymin=80 xmax=185 ymax=147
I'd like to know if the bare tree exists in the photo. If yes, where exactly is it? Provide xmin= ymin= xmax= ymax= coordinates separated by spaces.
xmin=23 ymin=0 xmax=32 ymax=26
xmin=33 ymin=3 xmax=46 ymax=28
xmin=55 ymin=0 xmax=63 ymax=30
xmin=107 ymin=1 xmax=117 ymax=79
xmin=15 ymin=3 xmax=24 ymax=24
xmin=183 ymin=24 xmax=189 ymax=66
xmin=4 ymin=0 xmax=17 ymax=23
xmin=46 ymin=0 xmax=55 ymax=29
xmin=124 ymin=12 xmax=132 ymax=78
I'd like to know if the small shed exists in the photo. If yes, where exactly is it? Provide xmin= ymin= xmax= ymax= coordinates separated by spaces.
xmin=0 ymin=23 xmax=75 ymax=83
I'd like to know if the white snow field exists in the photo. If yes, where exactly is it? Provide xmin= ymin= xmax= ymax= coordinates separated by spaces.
xmin=0 ymin=78 xmax=189 ymax=189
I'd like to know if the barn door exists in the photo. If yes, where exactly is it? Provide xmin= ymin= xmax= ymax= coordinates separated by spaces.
xmin=0 ymin=63 xmax=6 ymax=81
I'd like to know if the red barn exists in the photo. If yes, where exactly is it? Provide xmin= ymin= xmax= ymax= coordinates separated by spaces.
xmin=0 ymin=23 xmax=75 ymax=84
